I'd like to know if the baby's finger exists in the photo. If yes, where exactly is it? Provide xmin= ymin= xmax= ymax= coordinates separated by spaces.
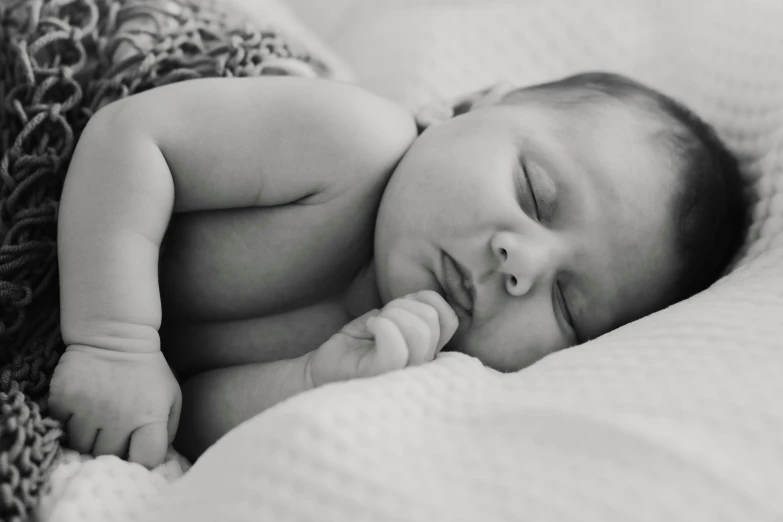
xmin=341 ymin=308 xmax=381 ymax=338
xmin=360 ymin=315 xmax=409 ymax=375
xmin=406 ymin=290 xmax=459 ymax=351
xmin=167 ymin=387 xmax=183 ymax=444
xmin=128 ymin=423 xmax=168 ymax=469
xmin=92 ymin=428 xmax=131 ymax=458
xmin=47 ymin=396 xmax=70 ymax=424
xmin=384 ymin=298 xmax=440 ymax=359
xmin=377 ymin=306 xmax=432 ymax=365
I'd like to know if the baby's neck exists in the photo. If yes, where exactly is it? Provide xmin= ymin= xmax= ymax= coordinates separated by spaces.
xmin=340 ymin=260 xmax=383 ymax=319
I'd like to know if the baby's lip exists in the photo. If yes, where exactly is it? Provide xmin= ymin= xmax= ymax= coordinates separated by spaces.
xmin=454 ymin=258 xmax=477 ymax=308
xmin=440 ymin=251 xmax=475 ymax=317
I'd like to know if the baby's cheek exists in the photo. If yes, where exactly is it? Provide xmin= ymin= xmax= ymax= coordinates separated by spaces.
xmin=448 ymin=325 xmax=510 ymax=369
xmin=459 ymin=323 xmax=562 ymax=373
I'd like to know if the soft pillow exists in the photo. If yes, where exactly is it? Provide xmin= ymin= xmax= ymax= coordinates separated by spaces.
xmin=133 ymin=0 xmax=783 ymax=521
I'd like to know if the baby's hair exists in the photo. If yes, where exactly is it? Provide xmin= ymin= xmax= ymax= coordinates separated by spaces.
xmin=505 ymin=72 xmax=748 ymax=304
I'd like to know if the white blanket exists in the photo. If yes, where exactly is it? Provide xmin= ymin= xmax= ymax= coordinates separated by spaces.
xmin=39 ymin=0 xmax=783 ymax=521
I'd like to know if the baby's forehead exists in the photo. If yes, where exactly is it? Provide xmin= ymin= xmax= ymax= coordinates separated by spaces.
xmin=488 ymin=87 xmax=684 ymax=214
xmin=505 ymin=91 xmax=682 ymax=239
xmin=502 ymin=84 xmax=677 ymax=135
xmin=546 ymin=95 xmax=680 ymax=180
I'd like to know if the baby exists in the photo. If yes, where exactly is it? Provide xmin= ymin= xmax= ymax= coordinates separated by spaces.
xmin=49 ymin=72 xmax=746 ymax=467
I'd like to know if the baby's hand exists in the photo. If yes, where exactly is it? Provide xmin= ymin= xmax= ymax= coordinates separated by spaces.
xmin=308 ymin=290 xmax=459 ymax=387
xmin=48 ymin=346 xmax=181 ymax=468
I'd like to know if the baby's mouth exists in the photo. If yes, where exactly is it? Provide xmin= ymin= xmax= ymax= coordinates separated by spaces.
xmin=440 ymin=251 xmax=474 ymax=317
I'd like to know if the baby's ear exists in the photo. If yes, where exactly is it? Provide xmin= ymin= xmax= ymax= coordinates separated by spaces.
xmin=414 ymin=80 xmax=516 ymax=132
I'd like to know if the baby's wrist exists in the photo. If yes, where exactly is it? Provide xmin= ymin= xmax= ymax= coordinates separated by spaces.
xmin=305 ymin=342 xmax=346 ymax=389
xmin=62 ymin=320 xmax=161 ymax=355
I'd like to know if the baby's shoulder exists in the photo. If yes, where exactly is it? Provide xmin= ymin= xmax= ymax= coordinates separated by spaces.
xmin=305 ymin=80 xmax=417 ymax=157
xmin=288 ymin=80 xmax=418 ymax=202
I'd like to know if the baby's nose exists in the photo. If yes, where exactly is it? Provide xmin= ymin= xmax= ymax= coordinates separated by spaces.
xmin=490 ymin=231 xmax=556 ymax=296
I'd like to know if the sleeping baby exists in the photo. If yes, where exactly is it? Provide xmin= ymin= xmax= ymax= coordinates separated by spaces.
xmin=48 ymin=72 xmax=747 ymax=466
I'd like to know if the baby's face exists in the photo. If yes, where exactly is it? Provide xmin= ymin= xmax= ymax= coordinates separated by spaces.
xmin=373 ymin=95 xmax=682 ymax=371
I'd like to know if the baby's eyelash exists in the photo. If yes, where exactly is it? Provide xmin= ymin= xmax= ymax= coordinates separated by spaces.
xmin=556 ymin=282 xmax=579 ymax=342
xmin=556 ymin=283 xmax=572 ymax=323
xmin=523 ymin=160 xmax=560 ymax=224
xmin=519 ymin=161 xmax=540 ymax=220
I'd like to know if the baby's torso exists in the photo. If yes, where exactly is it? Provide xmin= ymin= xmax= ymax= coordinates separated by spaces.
xmin=158 ymin=179 xmax=384 ymax=378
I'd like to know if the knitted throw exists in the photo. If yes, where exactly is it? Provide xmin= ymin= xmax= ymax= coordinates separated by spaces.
xmin=0 ymin=1 xmax=326 ymax=519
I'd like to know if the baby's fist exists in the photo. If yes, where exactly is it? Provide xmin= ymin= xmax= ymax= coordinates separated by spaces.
xmin=49 ymin=347 xmax=181 ymax=468
xmin=308 ymin=290 xmax=459 ymax=387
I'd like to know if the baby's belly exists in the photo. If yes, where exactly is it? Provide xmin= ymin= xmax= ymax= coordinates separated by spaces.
xmin=161 ymin=296 xmax=353 ymax=379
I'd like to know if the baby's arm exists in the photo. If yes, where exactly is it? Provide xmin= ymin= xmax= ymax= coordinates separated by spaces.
xmin=175 ymin=358 xmax=313 ymax=461
xmin=58 ymin=76 xmax=415 ymax=353
xmin=175 ymin=291 xmax=459 ymax=461
xmin=51 ymin=77 xmax=416 ymax=467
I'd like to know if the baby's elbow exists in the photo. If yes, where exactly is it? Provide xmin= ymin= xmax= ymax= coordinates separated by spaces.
xmin=83 ymin=95 xmax=151 ymax=140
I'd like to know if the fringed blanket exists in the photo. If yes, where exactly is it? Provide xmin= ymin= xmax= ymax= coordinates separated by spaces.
xmin=0 ymin=1 xmax=327 ymax=519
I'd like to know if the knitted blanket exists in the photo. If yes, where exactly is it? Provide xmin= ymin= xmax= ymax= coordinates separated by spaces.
xmin=0 ymin=1 xmax=328 ymax=519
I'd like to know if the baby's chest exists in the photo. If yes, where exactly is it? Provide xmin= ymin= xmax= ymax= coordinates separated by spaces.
xmin=159 ymin=188 xmax=382 ymax=372
xmin=159 ymin=185 xmax=381 ymax=324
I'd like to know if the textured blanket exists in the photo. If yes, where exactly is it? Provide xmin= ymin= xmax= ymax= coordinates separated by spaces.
xmin=0 ymin=1 xmax=329 ymax=519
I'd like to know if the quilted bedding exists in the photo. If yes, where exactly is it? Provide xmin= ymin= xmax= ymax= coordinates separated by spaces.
xmin=38 ymin=0 xmax=783 ymax=521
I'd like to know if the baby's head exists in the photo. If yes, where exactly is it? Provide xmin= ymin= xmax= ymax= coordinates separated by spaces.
xmin=373 ymin=72 xmax=747 ymax=371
